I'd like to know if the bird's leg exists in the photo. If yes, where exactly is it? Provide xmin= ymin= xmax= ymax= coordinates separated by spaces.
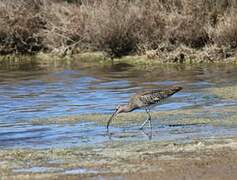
xmin=147 ymin=108 xmax=152 ymax=130
xmin=141 ymin=129 xmax=152 ymax=140
xmin=139 ymin=108 xmax=152 ymax=130
xmin=139 ymin=119 xmax=149 ymax=130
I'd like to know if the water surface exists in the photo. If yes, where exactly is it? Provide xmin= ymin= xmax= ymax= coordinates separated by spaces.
xmin=0 ymin=61 xmax=237 ymax=149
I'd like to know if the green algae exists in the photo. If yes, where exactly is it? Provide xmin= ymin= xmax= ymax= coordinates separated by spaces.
xmin=30 ymin=105 xmax=237 ymax=128
xmin=74 ymin=52 xmax=106 ymax=63
xmin=206 ymin=85 xmax=237 ymax=99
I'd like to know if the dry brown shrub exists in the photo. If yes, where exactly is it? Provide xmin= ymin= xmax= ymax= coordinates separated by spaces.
xmin=81 ymin=1 xmax=139 ymax=57
xmin=41 ymin=2 xmax=79 ymax=51
xmin=1 ymin=0 xmax=237 ymax=58
xmin=0 ymin=0 xmax=46 ymax=54
xmin=79 ymin=0 xmax=167 ymax=57
xmin=163 ymin=0 xmax=210 ymax=48
xmin=208 ymin=10 xmax=237 ymax=48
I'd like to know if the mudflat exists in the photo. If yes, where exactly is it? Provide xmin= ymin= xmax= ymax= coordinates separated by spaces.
xmin=113 ymin=138 xmax=237 ymax=180
xmin=1 ymin=137 xmax=236 ymax=180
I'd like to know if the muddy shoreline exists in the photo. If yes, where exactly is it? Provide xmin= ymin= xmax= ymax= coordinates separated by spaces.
xmin=1 ymin=137 xmax=237 ymax=179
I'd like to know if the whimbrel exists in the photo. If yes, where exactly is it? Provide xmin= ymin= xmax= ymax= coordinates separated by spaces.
xmin=107 ymin=86 xmax=182 ymax=130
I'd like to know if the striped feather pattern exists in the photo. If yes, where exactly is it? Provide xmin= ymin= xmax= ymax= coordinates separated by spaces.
xmin=129 ymin=87 xmax=182 ymax=108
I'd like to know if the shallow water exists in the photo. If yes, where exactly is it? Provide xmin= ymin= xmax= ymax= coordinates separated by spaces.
xmin=0 ymin=61 xmax=237 ymax=149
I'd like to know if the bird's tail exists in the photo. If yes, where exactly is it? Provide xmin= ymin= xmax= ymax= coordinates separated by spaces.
xmin=167 ymin=86 xmax=183 ymax=96
xmin=171 ymin=86 xmax=182 ymax=92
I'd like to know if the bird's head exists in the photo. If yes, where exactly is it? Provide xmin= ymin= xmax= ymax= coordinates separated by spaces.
xmin=115 ymin=104 xmax=128 ymax=113
xmin=106 ymin=104 xmax=128 ymax=130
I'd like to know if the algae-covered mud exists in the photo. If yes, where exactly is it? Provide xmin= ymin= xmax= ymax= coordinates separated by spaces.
xmin=0 ymin=58 xmax=237 ymax=179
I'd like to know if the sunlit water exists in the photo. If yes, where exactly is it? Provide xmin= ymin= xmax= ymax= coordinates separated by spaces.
xmin=0 ymin=61 xmax=237 ymax=149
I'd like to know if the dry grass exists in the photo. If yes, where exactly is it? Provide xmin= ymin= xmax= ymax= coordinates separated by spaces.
xmin=0 ymin=0 xmax=237 ymax=59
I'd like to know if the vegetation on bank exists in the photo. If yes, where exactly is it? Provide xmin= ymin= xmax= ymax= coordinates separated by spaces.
xmin=0 ymin=0 xmax=237 ymax=62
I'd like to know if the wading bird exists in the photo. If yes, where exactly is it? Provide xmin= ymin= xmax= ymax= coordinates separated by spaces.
xmin=107 ymin=86 xmax=182 ymax=130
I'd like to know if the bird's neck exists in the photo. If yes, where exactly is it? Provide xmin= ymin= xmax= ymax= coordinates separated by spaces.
xmin=123 ymin=103 xmax=136 ymax=112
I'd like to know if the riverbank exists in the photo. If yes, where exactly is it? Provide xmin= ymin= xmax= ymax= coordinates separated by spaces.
xmin=0 ymin=50 xmax=237 ymax=72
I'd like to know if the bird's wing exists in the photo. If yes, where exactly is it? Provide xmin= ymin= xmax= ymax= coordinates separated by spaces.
xmin=130 ymin=90 xmax=165 ymax=107
xmin=137 ymin=90 xmax=163 ymax=96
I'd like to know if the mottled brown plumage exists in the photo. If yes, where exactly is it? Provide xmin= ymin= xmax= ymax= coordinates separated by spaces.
xmin=107 ymin=86 xmax=182 ymax=130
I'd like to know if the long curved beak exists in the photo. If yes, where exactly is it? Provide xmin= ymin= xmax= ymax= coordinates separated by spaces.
xmin=107 ymin=109 xmax=118 ymax=130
